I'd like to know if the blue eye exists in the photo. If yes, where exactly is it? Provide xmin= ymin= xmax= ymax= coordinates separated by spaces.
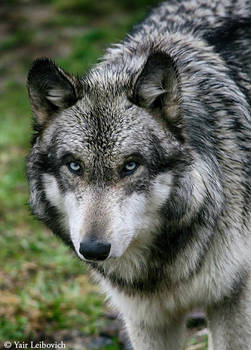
xmin=125 ymin=162 xmax=137 ymax=171
xmin=67 ymin=161 xmax=82 ymax=175
xmin=122 ymin=161 xmax=139 ymax=177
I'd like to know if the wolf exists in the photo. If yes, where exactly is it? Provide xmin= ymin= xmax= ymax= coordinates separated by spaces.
xmin=26 ymin=0 xmax=251 ymax=349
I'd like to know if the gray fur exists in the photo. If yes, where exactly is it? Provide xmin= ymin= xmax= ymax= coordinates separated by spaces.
xmin=26 ymin=1 xmax=251 ymax=349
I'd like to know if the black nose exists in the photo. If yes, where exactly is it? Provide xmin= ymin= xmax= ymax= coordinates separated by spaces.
xmin=79 ymin=239 xmax=111 ymax=261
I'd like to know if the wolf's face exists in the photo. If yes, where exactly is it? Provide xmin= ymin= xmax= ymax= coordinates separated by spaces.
xmin=27 ymin=54 xmax=221 ymax=266
xmin=38 ymin=97 xmax=176 ymax=260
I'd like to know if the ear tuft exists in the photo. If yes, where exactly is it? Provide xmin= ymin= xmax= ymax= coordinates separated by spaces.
xmin=46 ymin=88 xmax=74 ymax=108
xmin=27 ymin=58 xmax=82 ymax=129
xmin=131 ymin=52 xmax=183 ymax=142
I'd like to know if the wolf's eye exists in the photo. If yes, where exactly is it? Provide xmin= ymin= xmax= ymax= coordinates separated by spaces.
xmin=121 ymin=161 xmax=139 ymax=177
xmin=125 ymin=162 xmax=137 ymax=171
xmin=67 ymin=161 xmax=82 ymax=175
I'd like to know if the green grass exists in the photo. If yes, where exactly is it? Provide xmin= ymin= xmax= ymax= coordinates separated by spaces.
xmin=0 ymin=0 xmax=208 ymax=348
xmin=0 ymin=30 xmax=33 ymax=52
xmin=58 ymin=28 xmax=119 ymax=74
xmin=52 ymin=0 xmax=159 ymax=15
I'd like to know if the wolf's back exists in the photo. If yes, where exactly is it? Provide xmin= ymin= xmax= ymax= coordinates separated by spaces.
xmin=131 ymin=0 xmax=251 ymax=36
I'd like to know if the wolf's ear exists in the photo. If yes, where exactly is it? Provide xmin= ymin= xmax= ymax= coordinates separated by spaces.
xmin=131 ymin=52 xmax=183 ymax=142
xmin=27 ymin=58 xmax=82 ymax=129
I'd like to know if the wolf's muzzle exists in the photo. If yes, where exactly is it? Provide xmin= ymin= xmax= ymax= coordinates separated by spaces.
xmin=79 ymin=238 xmax=111 ymax=261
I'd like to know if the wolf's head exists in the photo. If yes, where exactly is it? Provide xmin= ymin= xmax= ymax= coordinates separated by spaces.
xmin=26 ymin=51 xmax=223 ymax=272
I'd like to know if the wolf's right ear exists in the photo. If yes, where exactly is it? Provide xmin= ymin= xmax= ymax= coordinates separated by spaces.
xmin=27 ymin=58 xmax=82 ymax=129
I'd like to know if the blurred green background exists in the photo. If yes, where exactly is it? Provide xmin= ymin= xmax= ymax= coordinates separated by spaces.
xmin=0 ymin=0 xmax=208 ymax=349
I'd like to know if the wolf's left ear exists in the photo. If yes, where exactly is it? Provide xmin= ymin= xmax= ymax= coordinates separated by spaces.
xmin=27 ymin=58 xmax=82 ymax=129
xmin=131 ymin=52 xmax=183 ymax=142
